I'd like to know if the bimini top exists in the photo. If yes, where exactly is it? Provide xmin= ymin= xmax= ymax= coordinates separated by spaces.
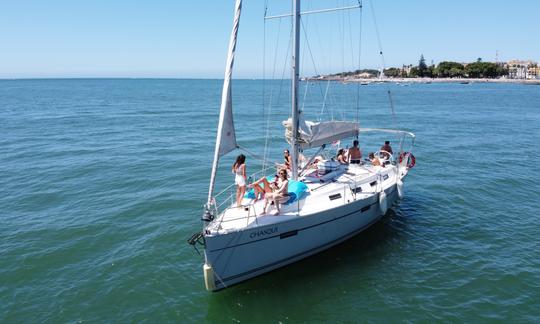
xmin=283 ymin=118 xmax=359 ymax=149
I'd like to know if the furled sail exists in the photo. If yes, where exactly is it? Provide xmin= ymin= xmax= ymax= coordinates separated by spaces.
xmin=207 ymin=0 xmax=242 ymax=205
xmin=283 ymin=118 xmax=359 ymax=149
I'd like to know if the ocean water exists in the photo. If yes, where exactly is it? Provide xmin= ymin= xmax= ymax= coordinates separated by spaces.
xmin=1 ymin=79 xmax=540 ymax=322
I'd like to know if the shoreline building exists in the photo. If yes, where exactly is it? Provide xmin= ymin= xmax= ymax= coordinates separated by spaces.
xmin=507 ymin=60 xmax=538 ymax=79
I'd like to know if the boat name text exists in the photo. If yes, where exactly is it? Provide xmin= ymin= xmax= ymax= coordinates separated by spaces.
xmin=250 ymin=227 xmax=278 ymax=239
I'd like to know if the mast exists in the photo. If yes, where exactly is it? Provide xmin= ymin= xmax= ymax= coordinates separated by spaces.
xmin=290 ymin=0 xmax=301 ymax=180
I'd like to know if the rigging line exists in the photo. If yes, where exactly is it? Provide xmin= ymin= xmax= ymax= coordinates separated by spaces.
xmin=368 ymin=0 xmax=397 ymax=127
xmin=276 ymin=22 xmax=293 ymax=115
xmin=387 ymin=90 xmax=397 ymax=126
xmin=301 ymin=76 xmax=309 ymax=112
xmin=300 ymin=18 xmax=325 ymax=100
xmin=299 ymin=0 xmax=311 ymax=78
xmin=299 ymin=1 xmax=315 ymax=115
xmin=264 ymin=18 xmax=293 ymax=176
xmin=356 ymin=0 xmax=363 ymax=129
xmin=238 ymin=145 xmax=277 ymax=166
xmin=262 ymin=0 xmax=267 ymax=170
xmin=368 ymin=0 xmax=385 ymax=71
xmin=262 ymin=17 xmax=283 ymax=173
xmin=341 ymin=0 xmax=345 ymax=83
xmin=319 ymin=80 xmax=331 ymax=120
xmin=347 ymin=4 xmax=355 ymax=73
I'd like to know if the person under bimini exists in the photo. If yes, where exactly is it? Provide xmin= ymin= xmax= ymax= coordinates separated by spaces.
xmin=232 ymin=154 xmax=247 ymax=207
xmin=368 ymin=152 xmax=382 ymax=167
xmin=380 ymin=140 xmax=393 ymax=159
xmin=263 ymin=169 xmax=289 ymax=215
xmin=347 ymin=140 xmax=362 ymax=164
xmin=336 ymin=148 xmax=348 ymax=164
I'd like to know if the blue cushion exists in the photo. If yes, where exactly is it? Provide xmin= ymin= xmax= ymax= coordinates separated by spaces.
xmin=285 ymin=180 xmax=308 ymax=204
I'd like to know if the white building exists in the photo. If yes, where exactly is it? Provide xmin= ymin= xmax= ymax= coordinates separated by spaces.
xmin=507 ymin=60 xmax=537 ymax=79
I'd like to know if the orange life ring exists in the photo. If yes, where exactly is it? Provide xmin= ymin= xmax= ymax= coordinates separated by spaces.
xmin=399 ymin=152 xmax=416 ymax=168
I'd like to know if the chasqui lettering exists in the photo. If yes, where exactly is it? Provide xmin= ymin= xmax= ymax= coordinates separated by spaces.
xmin=250 ymin=227 xmax=278 ymax=239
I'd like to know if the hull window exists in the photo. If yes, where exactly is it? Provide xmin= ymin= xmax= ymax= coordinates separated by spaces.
xmin=329 ymin=193 xmax=342 ymax=201
xmin=280 ymin=230 xmax=298 ymax=239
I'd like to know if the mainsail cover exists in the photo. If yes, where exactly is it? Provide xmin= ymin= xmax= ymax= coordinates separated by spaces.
xmin=283 ymin=118 xmax=359 ymax=149
xmin=207 ymin=0 xmax=242 ymax=204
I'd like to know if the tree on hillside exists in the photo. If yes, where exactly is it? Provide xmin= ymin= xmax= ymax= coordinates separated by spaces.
xmin=465 ymin=62 xmax=505 ymax=78
xmin=409 ymin=66 xmax=419 ymax=77
xmin=418 ymin=54 xmax=428 ymax=77
xmin=383 ymin=67 xmax=401 ymax=77
xmin=436 ymin=61 xmax=465 ymax=77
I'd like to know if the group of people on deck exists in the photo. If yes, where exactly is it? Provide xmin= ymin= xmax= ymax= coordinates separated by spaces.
xmin=335 ymin=140 xmax=393 ymax=167
xmin=231 ymin=140 xmax=394 ymax=213
xmin=232 ymin=154 xmax=289 ymax=215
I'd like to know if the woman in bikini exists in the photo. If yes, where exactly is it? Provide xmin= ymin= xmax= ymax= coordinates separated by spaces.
xmin=232 ymin=154 xmax=247 ymax=207
xmin=336 ymin=148 xmax=348 ymax=164
xmin=263 ymin=169 xmax=289 ymax=215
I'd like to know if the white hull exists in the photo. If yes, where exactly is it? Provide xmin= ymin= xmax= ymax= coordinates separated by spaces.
xmin=203 ymin=183 xmax=399 ymax=291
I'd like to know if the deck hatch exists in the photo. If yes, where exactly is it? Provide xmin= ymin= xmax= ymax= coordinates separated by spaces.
xmin=383 ymin=174 xmax=389 ymax=181
xmin=329 ymin=193 xmax=342 ymax=201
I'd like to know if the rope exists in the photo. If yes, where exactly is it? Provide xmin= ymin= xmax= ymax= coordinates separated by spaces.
xmin=300 ymin=18 xmax=327 ymax=100
xmin=368 ymin=0 xmax=398 ymax=128
xmin=319 ymin=80 xmax=331 ymax=120
xmin=238 ymin=145 xmax=278 ymax=171
xmin=368 ymin=0 xmax=386 ymax=74
xmin=355 ymin=0 xmax=363 ymax=129
xmin=262 ymin=0 xmax=268 ymax=168
xmin=262 ymin=16 xmax=285 ymax=174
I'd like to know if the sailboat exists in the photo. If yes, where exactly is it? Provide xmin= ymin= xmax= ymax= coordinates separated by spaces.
xmin=189 ymin=0 xmax=416 ymax=291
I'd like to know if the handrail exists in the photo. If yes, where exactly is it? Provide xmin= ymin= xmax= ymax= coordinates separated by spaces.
xmin=209 ymin=128 xmax=415 ymax=220
xmin=212 ymin=167 xmax=278 ymax=214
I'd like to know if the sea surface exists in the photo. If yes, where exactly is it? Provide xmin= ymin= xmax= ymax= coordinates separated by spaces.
xmin=1 ymin=79 xmax=540 ymax=322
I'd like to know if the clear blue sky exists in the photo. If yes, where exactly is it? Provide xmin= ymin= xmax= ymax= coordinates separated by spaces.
xmin=1 ymin=0 xmax=538 ymax=78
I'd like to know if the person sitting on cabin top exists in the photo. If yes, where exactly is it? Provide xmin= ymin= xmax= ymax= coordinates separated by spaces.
xmin=282 ymin=149 xmax=291 ymax=170
xmin=347 ymin=140 xmax=362 ymax=164
xmin=369 ymin=152 xmax=382 ymax=167
xmin=263 ymin=169 xmax=289 ymax=216
xmin=336 ymin=148 xmax=348 ymax=164
xmin=380 ymin=140 xmax=393 ymax=159
xmin=250 ymin=174 xmax=279 ymax=203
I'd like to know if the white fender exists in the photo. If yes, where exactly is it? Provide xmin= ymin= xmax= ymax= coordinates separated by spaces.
xmin=379 ymin=190 xmax=388 ymax=215
xmin=203 ymin=263 xmax=216 ymax=291
xmin=397 ymin=179 xmax=404 ymax=199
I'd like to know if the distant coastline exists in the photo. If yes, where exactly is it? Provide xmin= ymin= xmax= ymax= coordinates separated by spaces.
xmin=306 ymin=56 xmax=540 ymax=85
xmin=304 ymin=76 xmax=540 ymax=85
